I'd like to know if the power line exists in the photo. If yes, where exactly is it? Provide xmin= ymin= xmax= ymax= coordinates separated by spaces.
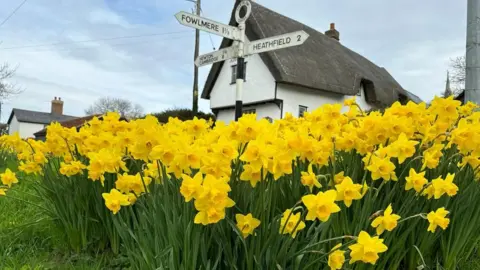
xmin=200 ymin=9 xmax=216 ymax=50
xmin=8 ymin=32 xmax=207 ymax=54
xmin=0 ymin=30 xmax=193 ymax=50
xmin=0 ymin=0 xmax=28 ymax=28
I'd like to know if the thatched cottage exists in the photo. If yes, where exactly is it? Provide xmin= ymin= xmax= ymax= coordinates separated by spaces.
xmin=201 ymin=1 xmax=421 ymax=122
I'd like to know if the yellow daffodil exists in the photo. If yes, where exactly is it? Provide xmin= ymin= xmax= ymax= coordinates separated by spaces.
xmin=344 ymin=97 xmax=356 ymax=106
xmin=371 ymin=204 xmax=401 ymax=235
xmin=349 ymin=231 xmax=388 ymax=265
xmin=335 ymin=176 xmax=362 ymax=207
xmin=18 ymin=161 xmax=42 ymax=175
xmin=302 ymin=190 xmax=341 ymax=222
xmin=423 ymin=174 xmax=458 ymax=199
xmin=427 ymin=207 xmax=450 ymax=233
xmin=301 ymin=164 xmax=321 ymax=192
xmin=180 ymin=172 xmax=203 ymax=202
xmin=115 ymin=173 xmax=151 ymax=195
xmin=334 ymin=171 xmax=346 ymax=184
xmin=235 ymin=213 xmax=261 ymax=238
xmin=194 ymin=175 xmax=235 ymax=225
xmin=240 ymin=164 xmax=262 ymax=188
xmin=1 ymin=169 xmax=18 ymax=188
xmin=405 ymin=168 xmax=428 ymax=192
xmin=127 ymin=193 xmax=137 ymax=204
xmin=387 ymin=133 xmax=419 ymax=164
xmin=421 ymin=144 xmax=444 ymax=170
xmin=328 ymin=244 xmax=345 ymax=270
xmin=279 ymin=209 xmax=306 ymax=238
xmin=361 ymin=182 xmax=369 ymax=196
xmin=59 ymin=161 xmax=87 ymax=177
xmin=366 ymin=155 xmax=397 ymax=181
xmin=102 ymin=189 xmax=130 ymax=215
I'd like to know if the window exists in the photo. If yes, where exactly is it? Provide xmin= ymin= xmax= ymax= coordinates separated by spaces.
xmin=242 ymin=108 xmax=256 ymax=115
xmin=299 ymin=105 xmax=308 ymax=117
xmin=231 ymin=63 xmax=247 ymax=84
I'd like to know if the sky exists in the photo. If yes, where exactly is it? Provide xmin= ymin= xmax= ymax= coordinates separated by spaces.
xmin=0 ymin=0 xmax=466 ymax=122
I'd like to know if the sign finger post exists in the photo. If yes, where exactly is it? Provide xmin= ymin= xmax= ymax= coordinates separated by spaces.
xmin=175 ymin=0 xmax=310 ymax=121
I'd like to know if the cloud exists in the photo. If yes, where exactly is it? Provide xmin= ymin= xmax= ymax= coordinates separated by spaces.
xmin=0 ymin=0 xmax=467 ymax=122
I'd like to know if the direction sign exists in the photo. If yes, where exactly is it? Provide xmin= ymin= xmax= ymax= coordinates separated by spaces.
xmin=175 ymin=12 xmax=239 ymax=40
xmin=245 ymin=30 xmax=310 ymax=55
xmin=175 ymin=2 xmax=309 ymax=121
xmin=195 ymin=46 xmax=237 ymax=67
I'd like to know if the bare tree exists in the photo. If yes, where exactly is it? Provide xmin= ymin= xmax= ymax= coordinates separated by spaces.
xmin=0 ymin=63 xmax=22 ymax=100
xmin=85 ymin=97 xmax=144 ymax=119
xmin=449 ymin=56 xmax=466 ymax=95
xmin=0 ymin=123 xmax=7 ymax=135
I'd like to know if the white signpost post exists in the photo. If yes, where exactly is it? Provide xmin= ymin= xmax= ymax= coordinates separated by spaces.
xmin=175 ymin=0 xmax=310 ymax=121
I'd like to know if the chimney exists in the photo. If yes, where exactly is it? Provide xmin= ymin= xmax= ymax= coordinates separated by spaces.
xmin=325 ymin=23 xmax=340 ymax=41
xmin=51 ymin=96 xmax=64 ymax=115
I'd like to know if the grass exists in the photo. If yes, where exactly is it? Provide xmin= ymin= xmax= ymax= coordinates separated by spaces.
xmin=0 ymin=162 xmax=129 ymax=269
xmin=459 ymin=249 xmax=480 ymax=270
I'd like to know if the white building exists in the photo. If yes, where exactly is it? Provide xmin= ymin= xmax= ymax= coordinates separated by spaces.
xmin=7 ymin=97 xmax=77 ymax=139
xmin=201 ymin=2 xmax=421 ymax=123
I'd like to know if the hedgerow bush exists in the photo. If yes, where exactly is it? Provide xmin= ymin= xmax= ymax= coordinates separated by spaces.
xmin=151 ymin=108 xmax=215 ymax=123
xmin=1 ymin=96 xmax=480 ymax=269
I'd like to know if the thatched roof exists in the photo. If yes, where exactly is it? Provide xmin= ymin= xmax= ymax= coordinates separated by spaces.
xmin=202 ymin=1 xmax=420 ymax=106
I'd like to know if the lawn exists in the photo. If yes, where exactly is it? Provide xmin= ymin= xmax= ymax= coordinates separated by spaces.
xmin=0 ymin=161 xmax=127 ymax=269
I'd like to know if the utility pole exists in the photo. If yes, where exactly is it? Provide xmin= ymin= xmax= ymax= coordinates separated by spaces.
xmin=466 ymin=0 xmax=480 ymax=103
xmin=192 ymin=0 xmax=201 ymax=114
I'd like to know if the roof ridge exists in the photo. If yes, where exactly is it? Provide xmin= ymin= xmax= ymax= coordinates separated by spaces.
xmin=12 ymin=108 xmax=77 ymax=118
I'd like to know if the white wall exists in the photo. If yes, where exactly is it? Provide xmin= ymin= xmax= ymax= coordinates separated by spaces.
xmin=9 ymin=116 xmax=44 ymax=138
xmin=20 ymin=122 xmax=45 ymax=139
xmin=277 ymin=83 xmax=373 ymax=117
xmin=216 ymin=102 xmax=280 ymax=124
xmin=8 ymin=115 xmax=20 ymax=136
xmin=209 ymin=38 xmax=276 ymax=109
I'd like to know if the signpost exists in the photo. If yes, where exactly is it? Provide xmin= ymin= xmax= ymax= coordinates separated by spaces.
xmin=175 ymin=11 xmax=239 ymax=40
xmin=245 ymin=30 xmax=309 ymax=55
xmin=175 ymin=0 xmax=310 ymax=121
xmin=194 ymin=46 xmax=237 ymax=67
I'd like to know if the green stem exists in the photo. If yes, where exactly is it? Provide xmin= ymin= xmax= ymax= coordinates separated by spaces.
xmin=303 ymin=239 xmax=357 ymax=269
xmin=398 ymin=213 xmax=426 ymax=224
xmin=290 ymin=235 xmax=356 ymax=259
